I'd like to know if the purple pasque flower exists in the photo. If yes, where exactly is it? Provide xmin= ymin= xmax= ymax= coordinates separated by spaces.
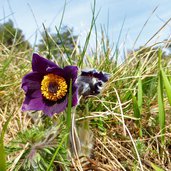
xmin=77 ymin=69 xmax=110 ymax=97
xmin=22 ymin=53 xmax=78 ymax=116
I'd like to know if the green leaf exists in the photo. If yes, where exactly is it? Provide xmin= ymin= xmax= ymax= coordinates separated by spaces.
xmin=161 ymin=68 xmax=171 ymax=106
xmin=0 ymin=114 xmax=13 ymax=171
xmin=150 ymin=162 xmax=164 ymax=171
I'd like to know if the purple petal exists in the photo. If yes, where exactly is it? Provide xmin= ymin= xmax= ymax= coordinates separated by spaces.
xmin=43 ymin=98 xmax=68 ymax=116
xmin=22 ymin=96 xmax=45 ymax=111
xmin=81 ymin=70 xmax=96 ymax=77
xmin=47 ymin=65 xmax=78 ymax=84
xmin=80 ymin=69 xmax=110 ymax=82
xmin=46 ymin=67 xmax=64 ymax=77
xmin=93 ymin=72 xmax=110 ymax=82
xmin=22 ymin=72 xmax=43 ymax=98
xmin=32 ymin=53 xmax=59 ymax=73
xmin=63 ymin=66 xmax=78 ymax=83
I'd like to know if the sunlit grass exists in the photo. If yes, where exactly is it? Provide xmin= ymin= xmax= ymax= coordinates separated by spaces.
xmin=1 ymin=4 xmax=171 ymax=171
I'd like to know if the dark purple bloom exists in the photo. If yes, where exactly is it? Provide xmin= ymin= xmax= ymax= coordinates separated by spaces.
xmin=81 ymin=69 xmax=110 ymax=82
xmin=77 ymin=69 xmax=110 ymax=97
xmin=22 ymin=53 xmax=78 ymax=116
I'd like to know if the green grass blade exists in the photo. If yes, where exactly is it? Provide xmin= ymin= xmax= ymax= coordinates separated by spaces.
xmin=158 ymin=70 xmax=165 ymax=144
xmin=138 ymin=75 xmax=143 ymax=136
xmin=0 ymin=138 xmax=6 ymax=171
xmin=133 ymin=6 xmax=158 ymax=48
xmin=0 ymin=57 xmax=13 ymax=78
xmin=55 ymin=26 xmax=72 ymax=65
xmin=150 ymin=162 xmax=164 ymax=171
xmin=112 ymin=16 xmax=126 ymax=64
xmin=58 ymin=0 xmax=67 ymax=32
xmin=158 ymin=49 xmax=165 ymax=144
xmin=78 ymin=0 xmax=98 ymax=67
xmin=132 ymin=93 xmax=142 ymax=136
xmin=161 ymin=68 xmax=171 ymax=105
xmin=132 ymin=94 xmax=141 ymax=120
xmin=0 ymin=114 xmax=13 ymax=171
xmin=0 ymin=136 xmax=6 ymax=171
xmin=158 ymin=49 xmax=162 ymax=69
xmin=66 ymin=79 xmax=72 ymax=131
xmin=42 ymin=24 xmax=51 ymax=59
xmin=46 ymin=134 xmax=68 ymax=171
xmin=138 ymin=74 xmax=143 ymax=112
xmin=132 ymin=94 xmax=140 ymax=119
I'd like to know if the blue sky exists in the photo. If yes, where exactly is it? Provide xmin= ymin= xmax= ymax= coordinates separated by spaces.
xmin=0 ymin=0 xmax=171 ymax=50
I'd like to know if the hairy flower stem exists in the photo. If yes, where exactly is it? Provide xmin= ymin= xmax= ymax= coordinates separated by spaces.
xmin=85 ymin=102 xmax=89 ymax=128
xmin=69 ymin=98 xmax=93 ymax=160
xmin=77 ymin=100 xmax=93 ymax=157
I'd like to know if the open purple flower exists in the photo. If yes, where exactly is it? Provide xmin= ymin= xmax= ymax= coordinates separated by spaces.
xmin=77 ymin=69 xmax=110 ymax=97
xmin=22 ymin=53 xmax=78 ymax=116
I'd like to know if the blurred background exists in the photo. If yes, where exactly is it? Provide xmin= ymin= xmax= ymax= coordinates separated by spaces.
xmin=0 ymin=0 xmax=171 ymax=50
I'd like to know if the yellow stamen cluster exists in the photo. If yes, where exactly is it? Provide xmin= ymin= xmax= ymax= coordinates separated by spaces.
xmin=41 ymin=73 xmax=68 ymax=101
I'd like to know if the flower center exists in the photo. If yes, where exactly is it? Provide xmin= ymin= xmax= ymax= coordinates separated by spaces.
xmin=41 ymin=73 xmax=67 ymax=101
